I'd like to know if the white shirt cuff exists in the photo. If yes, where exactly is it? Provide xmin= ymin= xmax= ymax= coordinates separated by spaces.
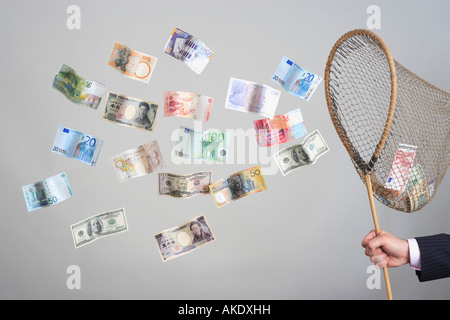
xmin=407 ymin=238 xmax=421 ymax=271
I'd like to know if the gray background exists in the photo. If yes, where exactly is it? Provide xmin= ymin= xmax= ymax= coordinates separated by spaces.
xmin=1 ymin=0 xmax=448 ymax=300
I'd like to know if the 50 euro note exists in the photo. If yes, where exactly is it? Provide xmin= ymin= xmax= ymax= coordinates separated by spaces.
xmin=253 ymin=108 xmax=307 ymax=147
xmin=22 ymin=172 xmax=73 ymax=212
xmin=108 ymin=41 xmax=157 ymax=83
xmin=154 ymin=215 xmax=215 ymax=262
xmin=225 ymin=78 xmax=280 ymax=118
xmin=384 ymin=144 xmax=417 ymax=192
xmin=70 ymin=208 xmax=128 ymax=248
xmin=112 ymin=141 xmax=165 ymax=182
xmin=52 ymin=64 xmax=106 ymax=109
xmin=209 ymin=166 xmax=267 ymax=208
xmin=274 ymin=130 xmax=330 ymax=176
xmin=158 ymin=172 xmax=212 ymax=199
xmin=164 ymin=91 xmax=213 ymax=121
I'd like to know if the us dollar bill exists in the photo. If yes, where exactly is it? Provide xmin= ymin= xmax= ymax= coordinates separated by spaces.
xmin=102 ymin=91 xmax=159 ymax=132
xmin=52 ymin=64 xmax=106 ymax=109
xmin=209 ymin=166 xmax=267 ymax=208
xmin=22 ymin=172 xmax=73 ymax=212
xmin=273 ymin=130 xmax=330 ymax=176
xmin=158 ymin=172 xmax=211 ymax=198
xmin=154 ymin=215 xmax=215 ymax=262
xmin=70 ymin=208 xmax=128 ymax=248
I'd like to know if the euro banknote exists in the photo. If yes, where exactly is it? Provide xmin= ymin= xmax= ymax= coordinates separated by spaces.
xmin=158 ymin=172 xmax=212 ymax=199
xmin=225 ymin=78 xmax=280 ymax=118
xmin=384 ymin=144 xmax=417 ymax=192
xmin=406 ymin=164 xmax=429 ymax=212
xmin=164 ymin=91 xmax=213 ymax=121
xmin=154 ymin=215 xmax=215 ymax=262
xmin=22 ymin=172 xmax=73 ymax=212
xmin=272 ymin=56 xmax=322 ymax=101
xmin=102 ymin=92 xmax=159 ymax=132
xmin=108 ymin=41 xmax=157 ymax=83
xmin=112 ymin=141 xmax=165 ymax=182
xmin=173 ymin=126 xmax=229 ymax=163
xmin=70 ymin=208 xmax=128 ymax=248
xmin=273 ymin=130 xmax=330 ymax=176
xmin=52 ymin=64 xmax=106 ymax=109
xmin=51 ymin=126 xmax=103 ymax=166
xmin=164 ymin=28 xmax=214 ymax=74
xmin=253 ymin=108 xmax=307 ymax=147
xmin=209 ymin=166 xmax=267 ymax=208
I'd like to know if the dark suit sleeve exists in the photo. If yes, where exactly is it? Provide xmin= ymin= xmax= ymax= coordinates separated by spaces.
xmin=414 ymin=233 xmax=450 ymax=282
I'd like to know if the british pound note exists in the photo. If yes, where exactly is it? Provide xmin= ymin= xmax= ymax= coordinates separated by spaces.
xmin=164 ymin=91 xmax=213 ymax=121
xmin=209 ymin=166 xmax=267 ymax=208
xmin=253 ymin=108 xmax=307 ymax=147
xmin=225 ymin=78 xmax=280 ymax=118
xmin=22 ymin=172 xmax=73 ymax=212
xmin=102 ymin=92 xmax=159 ymax=132
xmin=51 ymin=126 xmax=103 ymax=166
xmin=112 ymin=141 xmax=164 ymax=182
xmin=164 ymin=28 xmax=214 ymax=74
xmin=154 ymin=215 xmax=215 ymax=262
xmin=70 ymin=208 xmax=128 ymax=248
xmin=108 ymin=41 xmax=157 ymax=83
xmin=52 ymin=64 xmax=106 ymax=109
xmin=384 ymin=144 xmax=417 ymax=192
xmin=158 ymin=172 xmax=211 ymax=199
xmin=272 ymin=56 xmax=322 ymax=101
xmin=274 ymin=130 xmax=330 ymax=176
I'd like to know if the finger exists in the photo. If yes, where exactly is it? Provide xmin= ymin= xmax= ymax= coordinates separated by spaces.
xmin=370 ymin=252 xmax=388 ymax=264
xmin=366 ymin=233 xmax=388 ymax=255
xmin=361 ymin=230 xmax=377 ymax=248
xmin=375 ymin=256 xmax=390 ymax=269
xmin=365 ymin=246 xmax=384 ymax=257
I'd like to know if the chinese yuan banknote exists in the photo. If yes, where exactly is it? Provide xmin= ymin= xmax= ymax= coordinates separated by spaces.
xmin=209 ymin=166 xmax=267 ymax=208
xmin=52 ymin=64 xmax=106 ymax=109
xmin=108 ymin=41 xmax=157 ymax=83
xmin=70 ymin=208 xmax=128 ymax=248
xmin=154 ymin=215 xmax=215 ymax=262
xmin=102 ymin=92 xmax=159 ymax=132
xmin=253 ymin=108 xmax=307 ymax=147
xmin=225 ymin=78 xmax=280 ymax=118
xmin=164 ymin=91 xmax=213 ymax=121
xmin=273 ymin=130 xmax=330 ymax=176
xmin=164 ymin=28 xmax=214 ymax=74
xmin=51 ymin=126 xmax=103 ymax=166
xmin=158 ymin=172 xmax=212 ymax=199
xmin=22 ymin=172 xmax=73 ymax=212
xmin=174 ymin=127 xmax=229 ymax=163
xmin=384 ymin=144 xmax=417 ymax=192
xmin=112 ymin=141 xmax=165 ymax=182
xmin=272 ymin=56 xmax=322 ymax=101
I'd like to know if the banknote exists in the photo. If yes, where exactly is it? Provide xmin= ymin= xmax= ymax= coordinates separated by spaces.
xmin=158 ymin=172 xmax=211 ymax=199
xmin=102 ymin=92 xmax=159 ymax=132
xmin=272 ymin=56 xmax=322 ymax=101
xmin=173 ymin=127 xmax=229 ymax=163
xmin=384 ymin=144 xmax=417 ymax=192
xmin=70 ymin=208 xmax=128 ymax=248
xmin=154 ymin=215 xmax=215 ymax=262
xmin=51 ymin=126 xmax=103 ymax=166
xmin=273 ymin=130 xmax=330 ymax=176
xmin=164 ymin=91 xmax=213 ymax=121
xmin=108 ymin=41 xmax=157 ymax=83
xmin=225 ymin=78 xmax=280 ymax=118
xmin=253 ymin=108 xmax=307 ymax=147
xmin=164 ymin=28 xmax=214 ymax=74
xmin=209 ymin=166 xmax=267 ymax=208
xmin=22 ymin=172 xmax=73 ymax=212
xmin=52 ymin=64 xmax=106 ymax=109
xmin=112 ymin=141 xmax=165 ymax=182
xmin=406 ymin=164 xmax=429 ymax=212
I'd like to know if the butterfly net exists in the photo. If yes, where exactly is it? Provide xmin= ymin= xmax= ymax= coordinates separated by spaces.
xmin=324 ymin=29 xmax=449 ymax=213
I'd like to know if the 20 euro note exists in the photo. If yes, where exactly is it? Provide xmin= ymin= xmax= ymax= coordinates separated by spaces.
xmin=164 ymin=91 xmax=213 ymax=121
xmin=52 ymin=64 xmax=106 ymax=109
xmin=164 ymin=28 xmax=214 ymax=74
xmin=51 ymin=126 xmax=103 ymax=166
xmin=272 ymin=57 xmax=322 ymax=101
xmin=154 ymin=215 xmax=215 ymax=262
xmin=209 ymin=166 xmax=267 ymax=208
xmin=22 ymin=172 xmax=73 ymax=212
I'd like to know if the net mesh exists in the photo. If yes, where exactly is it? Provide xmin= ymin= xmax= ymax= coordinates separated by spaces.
xmin=325 ymin=29 xmax=449 ymax=213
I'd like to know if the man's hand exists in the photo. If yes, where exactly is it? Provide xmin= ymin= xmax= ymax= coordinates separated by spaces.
xmin=361 ymin=230 xmax=410 ymax=268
